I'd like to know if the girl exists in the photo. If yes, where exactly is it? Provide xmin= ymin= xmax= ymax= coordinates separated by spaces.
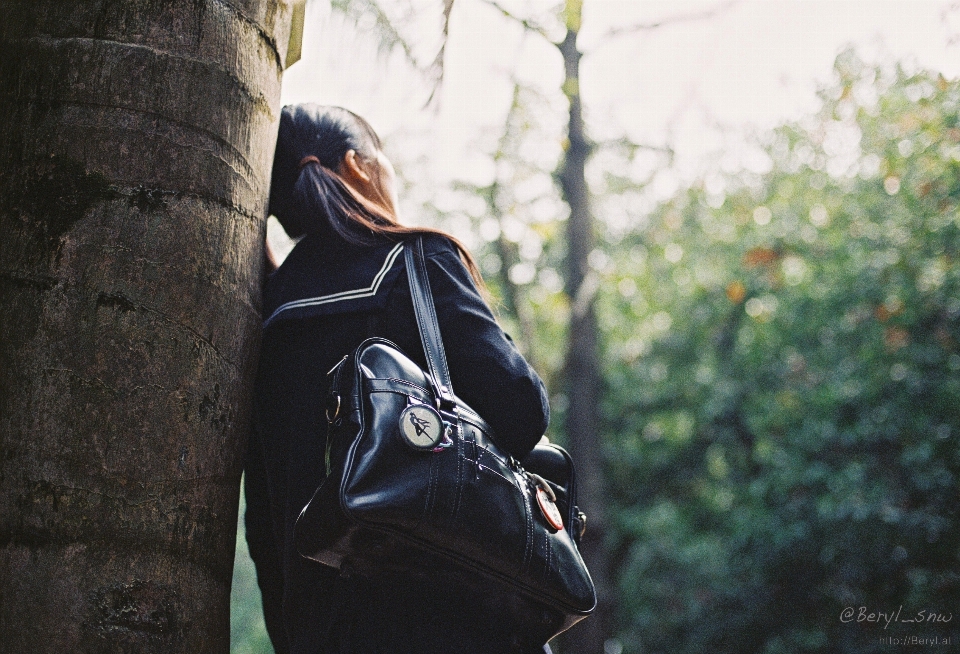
xmin=244 ymin=104 xmax=551 ymax=653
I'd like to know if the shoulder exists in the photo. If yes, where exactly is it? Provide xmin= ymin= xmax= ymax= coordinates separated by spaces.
xmin=262 ymin=235 xmax=405 ymax=326
xmin=415 ymin=232 xmax=461 ymax=260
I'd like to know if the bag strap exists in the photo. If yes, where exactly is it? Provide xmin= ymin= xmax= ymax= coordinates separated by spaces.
xmin=404 ymin=236 xmax=457 ymax=413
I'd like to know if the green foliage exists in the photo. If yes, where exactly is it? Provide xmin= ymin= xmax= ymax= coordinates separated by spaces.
xmin=597 ymin=51 xmax=960 ymax=653
xmin=231 ymin=486 xmax=273 ymax=654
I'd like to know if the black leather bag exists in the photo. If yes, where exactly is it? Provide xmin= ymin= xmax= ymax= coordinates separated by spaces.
xmin=295 ymin=236 xmax=596 ymax=643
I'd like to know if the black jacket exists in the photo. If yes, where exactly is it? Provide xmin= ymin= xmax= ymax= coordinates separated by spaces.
xmin=244 ymin=232 xmax=550 ymax=654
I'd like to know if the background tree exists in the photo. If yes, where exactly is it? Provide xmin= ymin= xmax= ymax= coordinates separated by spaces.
xmin=477 ymin=2 xmax=732 ymax=649
xmin=553 ymin=4 xmax=609 ymax=648
xmin=0 ymin=2 xmax=294 ymax=651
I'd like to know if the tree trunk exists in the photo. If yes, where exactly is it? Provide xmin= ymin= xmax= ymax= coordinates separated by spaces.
xmin=0 ymin=1 xmax=292 ymax=652
xmin=557 ymin=3 xmax=613 ymax=652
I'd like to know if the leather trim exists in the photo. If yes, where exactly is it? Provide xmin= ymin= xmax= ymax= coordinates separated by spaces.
xmin=404 ymin=237 xmax=455 ymax=407
xmin=364 ymin=377 xmax=433 ymax=404
xmin=456 ymin=404 xmax=493 ymax=434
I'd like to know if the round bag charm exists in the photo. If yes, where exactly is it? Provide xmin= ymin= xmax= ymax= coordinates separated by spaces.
xmin=537 ymin=487 xmax=565 ymax=532
xmin=398 ymin=403 xmax=444 ymax=450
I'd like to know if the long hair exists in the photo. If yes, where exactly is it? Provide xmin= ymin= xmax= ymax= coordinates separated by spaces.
xmin=269 ymin=104 xmax=485 ymax=289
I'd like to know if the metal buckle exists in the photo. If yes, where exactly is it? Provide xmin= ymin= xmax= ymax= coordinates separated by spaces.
xmin=431 ymin=427 xmax=455 ymax=452
xmin=527 ymin=472 xmax=556 ymax=502
xmin=433 ymin=400 xmax=458 ymax=451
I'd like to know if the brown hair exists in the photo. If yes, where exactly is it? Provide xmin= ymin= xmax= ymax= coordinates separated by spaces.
xmin=269 ymin=104 xmax=485 ymax=290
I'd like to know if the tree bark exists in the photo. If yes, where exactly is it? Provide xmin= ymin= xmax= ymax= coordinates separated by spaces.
xmin=0 ymin=1 xmax=292 ymax=651
xmin=557 ymin=2 xmax=614 ymax=652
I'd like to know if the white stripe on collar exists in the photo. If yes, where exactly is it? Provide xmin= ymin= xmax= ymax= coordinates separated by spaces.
xmin=263 ymin=241 xmax=405 ymax=327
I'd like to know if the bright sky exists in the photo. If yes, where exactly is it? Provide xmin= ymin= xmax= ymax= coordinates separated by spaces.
xmin=279 ymin=0 xmax=959 ymax=203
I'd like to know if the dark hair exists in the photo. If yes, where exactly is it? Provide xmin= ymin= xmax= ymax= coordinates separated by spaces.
xmin=268 ymin=104 xmax=485 ymax=289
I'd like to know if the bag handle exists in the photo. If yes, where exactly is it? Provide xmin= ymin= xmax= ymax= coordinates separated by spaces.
xmin=404 ymin=236 xmax=457 ymax=413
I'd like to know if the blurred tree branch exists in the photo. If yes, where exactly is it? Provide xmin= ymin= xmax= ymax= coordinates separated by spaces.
xmin=482 ymin=0 xmax=553 ymax=42
xmin=600 ymin=0 xmax=739 ymax=40
xmin=331 ymin=0 xmax=419 ymax=64
xmin=331 ymin=0 xmax=456 ymax=106
xmin=424 ymin=0 xmax=456 ymax=105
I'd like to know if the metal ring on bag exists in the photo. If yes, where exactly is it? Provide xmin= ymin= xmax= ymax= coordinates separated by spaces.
xmin=326 ymin=394 xmax=341 ymax=423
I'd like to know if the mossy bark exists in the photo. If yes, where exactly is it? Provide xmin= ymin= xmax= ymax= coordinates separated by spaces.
xmin=0 ymin=1 xmax=292 ymax=651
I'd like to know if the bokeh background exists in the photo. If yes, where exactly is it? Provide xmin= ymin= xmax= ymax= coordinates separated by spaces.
xmin=232 ymin=2 xmax=960 ymax=652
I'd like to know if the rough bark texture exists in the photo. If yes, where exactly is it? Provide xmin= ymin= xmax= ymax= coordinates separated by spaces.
xmin=556 ymin=4 xmax=614 ymax=652
xmin=0 ymin=1 xmax=292 ymax=651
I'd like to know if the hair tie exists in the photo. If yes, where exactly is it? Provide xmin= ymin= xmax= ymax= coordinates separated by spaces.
xmin=299 ymin=155 xmax=321 ymax=169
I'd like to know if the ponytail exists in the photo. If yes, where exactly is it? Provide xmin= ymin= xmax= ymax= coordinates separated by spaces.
xmin=270 ymin=104 xmax=487 ymax=293
xmin=293 ymin=159 xmax=488 ymax=294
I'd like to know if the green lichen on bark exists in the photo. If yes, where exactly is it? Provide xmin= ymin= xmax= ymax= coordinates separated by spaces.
xmin=84 ymin=580 xmax=190 ymax=650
